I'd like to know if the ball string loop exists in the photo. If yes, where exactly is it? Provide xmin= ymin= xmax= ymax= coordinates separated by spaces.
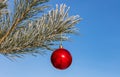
xmin=60 ymin=32 xmax=63 ymax=48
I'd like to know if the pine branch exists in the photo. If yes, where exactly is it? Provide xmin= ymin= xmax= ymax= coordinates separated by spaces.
xmin=0 ymin=0 xmax=9 ymax=40
xmin=0 ymin=0 xmax=49 ymax=44
xmin=0 ymin=0 xmax=81 ymax=58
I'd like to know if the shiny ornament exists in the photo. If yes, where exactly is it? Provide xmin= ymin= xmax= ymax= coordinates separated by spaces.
xmin=51 ymin=46 xmax=72 ymax=70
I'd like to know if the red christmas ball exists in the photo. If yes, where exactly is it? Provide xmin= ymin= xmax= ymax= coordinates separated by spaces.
xmin=51 ymin=46 xmax=72 ymax=70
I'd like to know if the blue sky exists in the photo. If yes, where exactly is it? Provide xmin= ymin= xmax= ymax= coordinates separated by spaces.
xmin=0 ymin=0 xmax=120 ymax=77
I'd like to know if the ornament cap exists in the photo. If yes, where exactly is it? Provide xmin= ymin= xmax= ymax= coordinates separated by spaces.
xmin=59 ymin=44 xmax=63 ymax=48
